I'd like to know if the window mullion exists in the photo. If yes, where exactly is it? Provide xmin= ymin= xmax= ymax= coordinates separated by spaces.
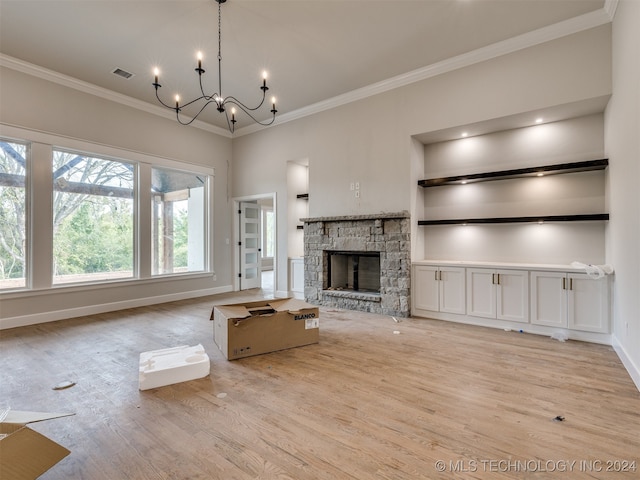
xmin=30 ymin=142 xmax=54 ymax=289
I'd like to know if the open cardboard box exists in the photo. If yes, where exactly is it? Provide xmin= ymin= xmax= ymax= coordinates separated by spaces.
xmin=211 ymin=298 xmax=319 ymax=360
xmin=0 ymin=409 xmax=74 ymax=479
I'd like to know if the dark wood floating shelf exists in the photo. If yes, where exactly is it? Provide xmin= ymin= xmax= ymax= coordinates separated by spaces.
xmin=418 ymin=159 xmax=608 ymax=187
xmin=297 ymin=225 xmax=304 ymax=229
xmin=419 ymin=214 xmax=609 ymax=226
xmin=296 ymin=193 xmax=309 ymax=199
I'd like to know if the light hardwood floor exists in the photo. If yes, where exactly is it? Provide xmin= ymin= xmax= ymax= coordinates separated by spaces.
xmin=1 ymin=289 xmax=639 ymax=479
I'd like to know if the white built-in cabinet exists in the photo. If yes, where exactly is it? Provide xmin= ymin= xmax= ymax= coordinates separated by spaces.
xmin=413 ymin=265 xmax=465 ymax=314
xmin=289 ymin=257 xmax=304 ymax=297
xmin=530 ymin=271 xmax=609 ymax=333
xmin=466 ymin=268 xmax=529 ymax=323
xmin=412 ymin=262 xmax=611 ymax=342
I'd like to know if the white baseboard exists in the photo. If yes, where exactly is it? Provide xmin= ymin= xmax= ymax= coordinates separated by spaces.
xmin=0 ymin=285 xmax=233 ymax=330
xmin=612 ymin=335 xmax=640 ymax=393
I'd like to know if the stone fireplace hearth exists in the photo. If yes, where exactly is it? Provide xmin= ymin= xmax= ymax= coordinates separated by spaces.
xmin=302 ymin=212 xmax=410 ymax=317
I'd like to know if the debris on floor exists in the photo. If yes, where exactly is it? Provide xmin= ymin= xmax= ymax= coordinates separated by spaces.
xmin=52 ymin=380 xmax=76 ymax=390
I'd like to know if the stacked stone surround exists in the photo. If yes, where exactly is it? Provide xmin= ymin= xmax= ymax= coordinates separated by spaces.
xmin=302 ymin=212 xmax=411 ymax=317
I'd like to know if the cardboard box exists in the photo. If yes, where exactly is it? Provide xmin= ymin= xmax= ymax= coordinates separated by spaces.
xmin=0 ymin=409 xmax=73 ymax=480
xmin=139 ymin=344 xmax=210 ymax=390
xmin=211 ymin=298 xmax=319 ymax=360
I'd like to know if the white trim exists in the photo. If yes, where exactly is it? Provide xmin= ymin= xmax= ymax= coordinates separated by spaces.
xmin=0 ymin=122 xmax=214 ymax=176
xmin=604 ymin=0 xmax=620 ymax=20
xmin=0 ymin=54 xmax=231 ymax=139
xmin=232 ymin=192 xmax=278 ymax=293
xmin=612 ymin=335 xmax=640 ymax=393
xmin=1 ymin=6 xmax=613 ymax=138
xmin=0 ymin=285 xmax=233 ymax=330
xmin=233 ymin=8 xmax=613 ymax=137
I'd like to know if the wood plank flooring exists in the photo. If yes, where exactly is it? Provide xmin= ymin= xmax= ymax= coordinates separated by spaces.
xmin=1 ymin=289 xmax=639 ymax=479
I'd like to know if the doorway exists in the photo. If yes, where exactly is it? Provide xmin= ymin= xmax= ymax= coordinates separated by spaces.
xmin=233 ymin=193 xmax=276 ymax=295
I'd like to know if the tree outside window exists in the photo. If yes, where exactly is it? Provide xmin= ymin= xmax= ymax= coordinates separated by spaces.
xmin=0 ymin=140 xmax=27 ymax=289
xmin=52 ymin=150 xmax=134 ymax=284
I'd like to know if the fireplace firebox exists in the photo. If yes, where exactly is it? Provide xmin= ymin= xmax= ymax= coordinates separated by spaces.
xmin=327 ymin=251 xmax=380 ymax=294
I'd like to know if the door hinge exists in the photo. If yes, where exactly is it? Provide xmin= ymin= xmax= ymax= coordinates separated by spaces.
xmin=238 ymin=241 xmax=242 ymax=246
xmin=238 ymin=273 xmax=242 ymax=278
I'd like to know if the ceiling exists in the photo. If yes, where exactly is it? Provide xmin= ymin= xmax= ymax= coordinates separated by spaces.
xmin=0 ymin=0 xmax=609 ymax=137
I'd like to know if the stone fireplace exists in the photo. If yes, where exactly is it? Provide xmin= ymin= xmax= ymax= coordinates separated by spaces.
xmin=302 ymin=212 xmax=410 ymax=317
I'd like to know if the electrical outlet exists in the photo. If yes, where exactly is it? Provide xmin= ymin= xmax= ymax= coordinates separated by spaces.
xmin=355 ymin=190 xmax=360 ymax=198
xmin=355 ymin=182 xmax=360 ymax=190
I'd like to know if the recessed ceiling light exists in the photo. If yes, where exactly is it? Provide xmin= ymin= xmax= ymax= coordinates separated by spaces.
xmin=461 ymin=132 xmax=468 ymax=138
xmin=461 ymin=180 xmax=468 ymax=184
xmin=537 ymin=173 xmax=544 ymax=177
xmin=535 ymin=118 xmax=544 ymax=124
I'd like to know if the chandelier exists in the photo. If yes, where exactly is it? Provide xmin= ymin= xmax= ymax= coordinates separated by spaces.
xmin=152 ymin=0 xmax=277 ymax=132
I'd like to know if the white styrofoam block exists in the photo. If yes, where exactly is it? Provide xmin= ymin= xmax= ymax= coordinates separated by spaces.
xmin=139 ymin=344 xmax=210 ymax=391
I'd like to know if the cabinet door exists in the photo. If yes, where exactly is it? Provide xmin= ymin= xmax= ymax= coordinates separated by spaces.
xmin=413 ymin=265 xmax=440 ymax=312
xmin=440 ymin=267 xmax=466 ymax=314
xmin=497 ymin=270 xmax=529 ymax=323
xmin=289 ymin=258 xmax=304 ymax=294
xmin=568 ymin=274 xmax=609 ymax=333
xmin=530 ymin=271 xmax=567 ymax=327
xmin=467 ymin=268 xmax=496 ymax=319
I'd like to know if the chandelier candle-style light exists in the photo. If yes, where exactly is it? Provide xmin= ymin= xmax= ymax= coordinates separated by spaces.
xmin=152 ymin=0 xmax=277 ymax=132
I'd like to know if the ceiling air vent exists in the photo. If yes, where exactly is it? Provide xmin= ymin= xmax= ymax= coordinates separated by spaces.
xmin=112 ymin=68 xmax=134 ymax=79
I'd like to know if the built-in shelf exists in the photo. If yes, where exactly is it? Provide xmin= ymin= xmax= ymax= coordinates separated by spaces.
xmin=297 ymin=225 xmax=304 ymax=230
xmin=419 ymin=214 xmax=609 ymax=226
xmin=296 ymin=193 xmax=309 ymax=199
xmin=418 ymin=159 xmax=608 ymax=188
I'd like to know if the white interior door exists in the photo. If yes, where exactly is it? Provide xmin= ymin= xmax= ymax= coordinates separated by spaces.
xmin=239 ymin=202 xmax=262 ymax=290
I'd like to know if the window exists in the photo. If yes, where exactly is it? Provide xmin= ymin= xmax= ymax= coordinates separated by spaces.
xmin=151 ymin=167 xmax=207 ymax=275
xmin=52 ymin=150 xmax=135 ymax=284
xmin=0 ymin=140 xmax=28 ymax=289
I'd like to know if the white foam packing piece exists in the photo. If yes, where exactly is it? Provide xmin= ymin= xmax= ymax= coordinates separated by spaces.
xmin=139 ymin=344 xmax=210 ymax=391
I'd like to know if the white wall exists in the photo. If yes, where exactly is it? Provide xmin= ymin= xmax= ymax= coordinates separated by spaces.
xmin=422 ymin=114 xmax=607 ymax=264
xmin=232 ymin=26 xmax=611 ymax=292
xmin=0 ymin=66 xmax=233 ymax=327
xmin=606 ymin=0 xmax=640 ymax=389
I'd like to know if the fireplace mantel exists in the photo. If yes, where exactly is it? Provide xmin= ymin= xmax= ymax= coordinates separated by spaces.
xmin=301 ymin=211 xmax=410 ymax=223
xmin=303 ymin=212 xmax=411 ymax=317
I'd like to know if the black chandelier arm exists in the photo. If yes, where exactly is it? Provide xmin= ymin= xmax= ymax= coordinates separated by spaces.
xmin=174 ymin=99 xmax=221 ymax=126
xmin=224 ymin=99 xmax=277 ymax=127
xmin=197 ymin=71 xmax=220 ymax=102
xmin=222 ymin=92 xmax=267 ymax=113
xmin=154 ymin=87 xmax=177 ymax=111
xmin=155 ymin=86 xmax=218 ymax=113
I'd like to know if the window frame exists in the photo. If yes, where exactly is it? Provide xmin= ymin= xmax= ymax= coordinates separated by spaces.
xmin=0 ymin=138 xmax=30 ymax=291
xmin=0 ymin=125 xmax=214 ymax=297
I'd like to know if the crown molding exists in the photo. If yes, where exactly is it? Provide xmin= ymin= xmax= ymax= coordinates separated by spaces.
xmin=604 ymin=0 xmax=619 ymax=20
xmin=1 ymin=4 xmax=613 ymax=140
xmin=234 ymin=6 xmax=613 ymax=137
xmin=0 ymin=54 xmax=232 ymax=138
